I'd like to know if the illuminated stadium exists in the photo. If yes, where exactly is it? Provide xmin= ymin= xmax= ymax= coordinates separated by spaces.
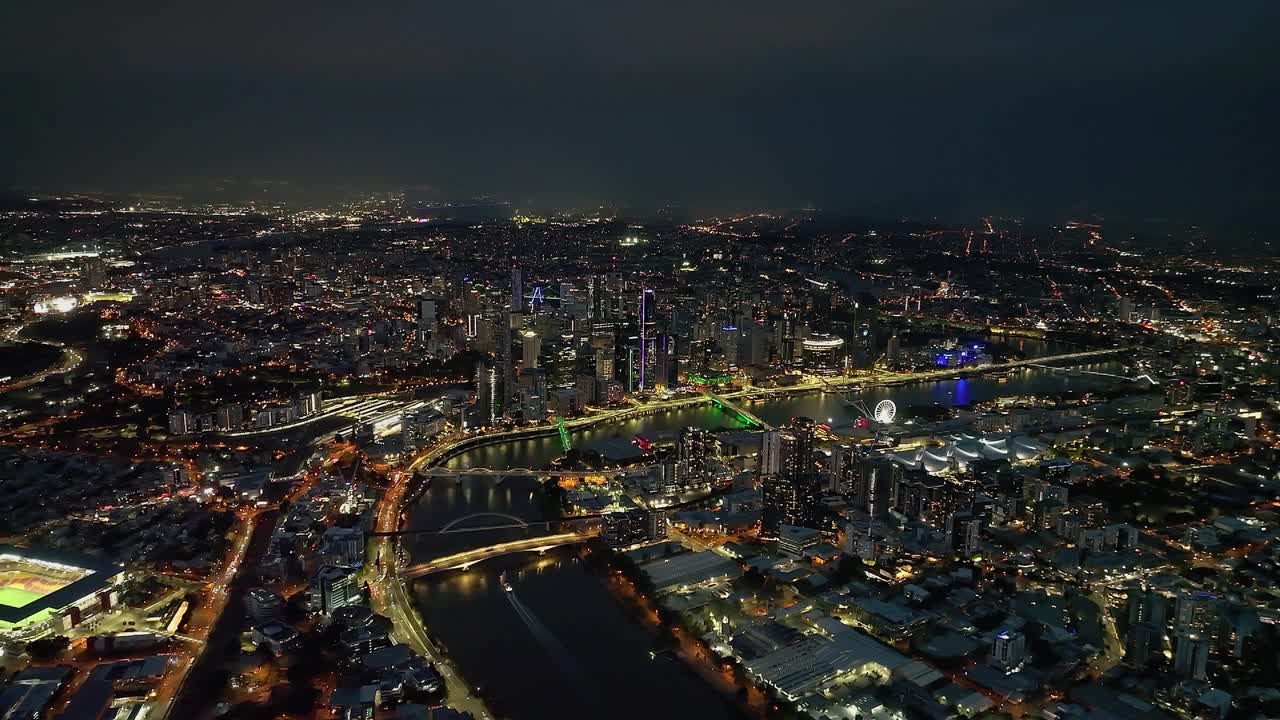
xmin=0 ymin=545 xmax=124 ymax=639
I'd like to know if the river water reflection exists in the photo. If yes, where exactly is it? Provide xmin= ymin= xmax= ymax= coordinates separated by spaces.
xmin=408 ymin=341 xmax=1128 ymax=718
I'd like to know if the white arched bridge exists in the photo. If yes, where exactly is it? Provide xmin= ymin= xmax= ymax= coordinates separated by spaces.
xmin=415 ymin=467 xmax=645 ymax=479
xmin=400 ymin=530 xmax=598 ymax=578
xmin=370 ymin=511 xmax=602 ymax=538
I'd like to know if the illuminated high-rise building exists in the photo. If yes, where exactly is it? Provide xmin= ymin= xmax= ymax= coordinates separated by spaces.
xmin=677 ymin=427 xmax=713 ymax=485
xmin=638 ymin=288 xmax=654 ymax=390
xmin=781 ymin=417 xmax=817 ymax=480
xmin=475 ymin=360 xmax=498 ymax=426
xmin=589 ymin=275 xmax=607 ymax=321
xmin=1174 ymin=631 xmax=1210 ymax=680
xmin=521 ymin=330 xmax=541 ymax=369
xmin=761 ymin=418 xmax=822 ymax=537
xmin=758 ymin=430 xmax=783 ymax=477
xmin=511 ymin=265 xmax=524 ymax=312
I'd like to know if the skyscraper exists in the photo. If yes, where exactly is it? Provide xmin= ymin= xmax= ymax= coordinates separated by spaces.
xmin=416 ymin=298 xmax=438 ymax=333
xmin=761 ymin=418 xmax=822 ymax=537
xmin=521 ymin=330 xmax=541 ymax=369
xmin=781 ymin=417 xmax=817 ymax=480
xmin=758 ymin=430 xmax=783 ymax=477
xmin=677 ymin=427 xmax=713 ymax=485
xmin=511 ymin=265 xmax=524 ymax=312
xmin=946 ymin=511 xmax=980 ymax=556
xmin=654 ymin=333 xmax=676 ymax=390
xmin=1174 ymin=631 xmax=1210 ymax=680
xmin=475 ymin=360 xmax=497 ymax=426
xmin=1125 ymin=622 xmax=1164 ymax=668
xmin=638 ymin=288 xmax=654 ymax=390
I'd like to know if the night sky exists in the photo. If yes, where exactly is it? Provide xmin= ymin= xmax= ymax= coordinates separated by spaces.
xmin=2 ymin=2 xmax=1277 ymax=224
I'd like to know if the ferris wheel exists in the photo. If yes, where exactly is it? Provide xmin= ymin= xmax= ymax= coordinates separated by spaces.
xmin=873 ymin=400 xmax=896 ymax=424
xmin=849 ymin=395 xmax=897 ymax=427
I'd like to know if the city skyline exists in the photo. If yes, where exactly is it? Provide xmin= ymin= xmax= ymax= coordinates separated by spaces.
xmin=1 ymin=5 xmax=1278 ymax=720
xmin=2 ymin=2 xmax=1278 ymax=233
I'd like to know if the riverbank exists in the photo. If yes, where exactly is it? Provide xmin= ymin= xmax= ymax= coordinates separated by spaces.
xmin=395 ymin=347 xmax=1135 ymax=717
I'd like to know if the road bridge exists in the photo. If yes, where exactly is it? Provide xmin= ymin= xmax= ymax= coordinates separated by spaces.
xmin=705 ymin=392 xmax=773 ymax=430
xmin=413 ymin=466 xmax=647 ymax=479
xmin=370 ymin=512 xmax=602 ymax=538
xmin=400 ymin=532 xmax=597 ymax=578
xmin=1024 ymin=362 xmax=1158 ymax=384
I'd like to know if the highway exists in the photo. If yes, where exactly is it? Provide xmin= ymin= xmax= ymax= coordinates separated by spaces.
xmin=368 ymin=469 xmax=495 ymax=719
xmin=158 ymin=508 xmax=274 ymax=720
xmin=0 ymin=320 xmax=86 ymax=393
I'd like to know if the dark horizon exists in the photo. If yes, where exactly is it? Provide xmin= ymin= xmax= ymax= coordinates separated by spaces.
xmin=3 ymin=2 xmax=1278 ymax=234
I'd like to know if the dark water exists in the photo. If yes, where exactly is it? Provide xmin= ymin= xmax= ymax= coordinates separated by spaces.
xmin=405 ymin=477 xmax=747 ymax=720
xmin=446 ymin=357 xmax=1128 ymax=472
xmin=410 ymin=550 xmax=747 ymax=720
xmin=409 ymin=342 xmax=1130 ymax=719
xmin=0 ymin=342 xmax=61 ymax=380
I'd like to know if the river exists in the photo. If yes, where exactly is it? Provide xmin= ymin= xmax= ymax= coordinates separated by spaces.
xmin=405 ymin=340 xmax=1131 ymax=719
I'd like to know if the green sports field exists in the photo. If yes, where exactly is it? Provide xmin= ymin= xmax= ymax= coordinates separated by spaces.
xmin=0 ymin=586 xmax=42 ymax=609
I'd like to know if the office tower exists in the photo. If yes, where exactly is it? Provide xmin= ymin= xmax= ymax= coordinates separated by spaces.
xmin=802 ymin=334 xmax=845 ymax=376
xmin=499 ymin=313 xmax=516 ymax=418
xmin=991 ymin=630 xmax=1026 ymax=671
xmin=758 ymin=429 xmax=783 ymax=477
xmin=82 ymin=257 xmax=107 ymax=289
xmin=638 ymin=288 xmax=654 ymax=390
xmin=216 ymin=404 xmax=244 ymax=432
xmin=1118 ymin=296 xmax=1134 ymax=323
xmin=511 ymin=265 xmax=524 ymax=312
xmin=322 ymin=526 xmax=365 ymax=566
xmin=853 ymin=457 xmax=899 ymax=517
xmin=521 ymin=330 xmax=541 ymax=369
xmin=654 ymin=333 xmax=677 ymax=390
xmin=1125 ymin=622 xmax=1163 ymax=667
xmin=416 ymin=298 xmax=438 ymax=333
xmin=718 ymin=324 xmax=739 ymax=368
xmin=1174 ymin=631 xmax=1210 ymax=680
xmin=594 ymin=345 xmax=615 ymax=381
xmin=588 ymin=274 xmax=607 ymax=322
xmin=310 ymin=565 xmax=360 ymax=616
xmin=744 ymin=322 xmax=770 ymax=367
xmin=1174 ymin=591 xmax=1220 ymax=638
xmin=826 ymin=445 xmax=847 ymax=493
xmin=886 ymin=334 xmax=900 ymax=364
xmin=1127 ymin=588 xmax=1169 ymax=629
xmin=168 ymin=408 xmax=194 ymax=435
xmin=947 ymin=511 xmax=981 ymax=555
xmin=475 ymin=361 xmax=497 ymax=425
xmin=517 ymin=368 xmax=548 ymax=422
xmin=246 ymin=588 xmax=285 ymax=625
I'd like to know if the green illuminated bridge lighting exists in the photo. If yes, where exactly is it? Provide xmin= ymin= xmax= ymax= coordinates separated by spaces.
xmin=706 ymin=392 xmax=773 ymax=430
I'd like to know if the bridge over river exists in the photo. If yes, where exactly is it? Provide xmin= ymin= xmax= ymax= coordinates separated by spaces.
xmin=400 ymin=531 xmax=597 ymax=578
